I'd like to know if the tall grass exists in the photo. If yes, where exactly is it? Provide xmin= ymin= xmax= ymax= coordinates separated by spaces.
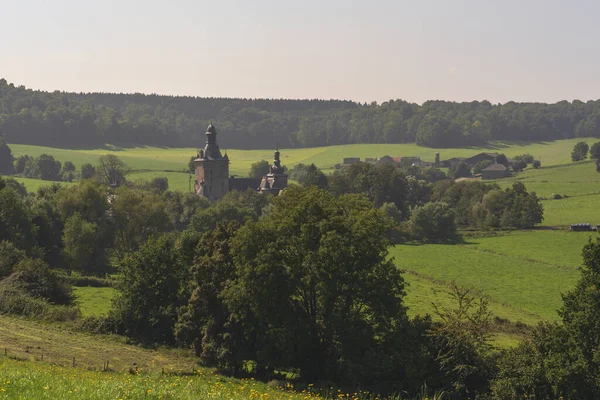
xmin=0 ymin=287 xmax=80 ymax=322
xmin=0 ymin=358 xmax=447 ymax=400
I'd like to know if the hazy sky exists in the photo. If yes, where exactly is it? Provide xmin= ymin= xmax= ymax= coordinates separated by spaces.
xmin=1 ymin=0 xmax=599 ymax=103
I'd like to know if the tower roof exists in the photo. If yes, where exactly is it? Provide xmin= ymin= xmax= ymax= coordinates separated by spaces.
xmin=203 ymin=123 xmax=224 ymax=160
xmin=206 ymin=123 xmax=217 ymax=135
xmin=271 ymin=147 xmax=285 ymax=174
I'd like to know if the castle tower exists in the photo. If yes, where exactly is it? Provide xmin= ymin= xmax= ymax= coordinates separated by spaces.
xmin=194 ymin=123 xmax=230 ymax=203
xmin=259 ymin=148 xmax=288 ymax=195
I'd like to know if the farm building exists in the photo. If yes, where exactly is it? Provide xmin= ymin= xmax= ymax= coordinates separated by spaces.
xmin=439 ymin=157 xmax=466 ymax=168
xmin=464 ymin=152 xmax=498 ymax=166
xmin=376 ymin=155 xmax=397 ymax=167
xmin=481 ymin=163 xmax=510 ymax=180
xmin=399 ymin=156 xmax=421 ymax=166
xmin=343 ymin=157 xmax=360 ymax=165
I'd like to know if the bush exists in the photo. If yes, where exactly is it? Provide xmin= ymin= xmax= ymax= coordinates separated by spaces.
xmin=589 ymin=142 xmax=600 ymax=160
xmin=0 ymin=241 xmax=26 ymax=278
xmin=147 ymin=177 xmax=169 ymax=194
xmin=514 ymin=154 xmax=534 ymax=164
xmin=63 ymin=275 xmax=117 ymax=287
xmin=409 ymin=201 xmax=457 ymax=242
xmin=512 ymin=161 xmax=527 ymax=172
xmin=1 ymin=258 xmax=75 ymax=305
xmin=450 ymin=161 xmax=471 ymax=179
xmin=80 ymin=163 xmax=96 ymax=179
xmin=0 ymin=285 xmax=80 ymax=321
xmin=532 ymin=160 xmax=541 ymax=169
xmin=473 ymin=160 xmax=493 ymax=174
xmin=249 ymin=160 xmax=270 ymax=178
xmin=73 ymin=315 xmax=120 ymax=334
xmin=571 ymin=141 xmax=589 ymax=162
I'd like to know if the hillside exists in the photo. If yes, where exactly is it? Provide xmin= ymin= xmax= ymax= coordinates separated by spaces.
xmin=0 ymin=316 xmax=358 ymax=400
xmin=9 ymin=138 xmax=600 ymax=227
xmin=3 ymin=79 xmax=600 ymax=150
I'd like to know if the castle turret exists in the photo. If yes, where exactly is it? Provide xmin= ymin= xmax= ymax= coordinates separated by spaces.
xmin=194 ymin=123 xmax=230 ymax=203
xmin=260 ymin=148 xmax=288 ymax=195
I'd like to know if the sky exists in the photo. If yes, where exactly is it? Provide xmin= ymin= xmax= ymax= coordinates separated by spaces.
xmin=1 ymin=0 xmax=599 ymax=104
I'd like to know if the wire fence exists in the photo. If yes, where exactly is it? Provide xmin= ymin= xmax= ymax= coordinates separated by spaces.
xmin=0 ymin=344 xmax=199 ymax=375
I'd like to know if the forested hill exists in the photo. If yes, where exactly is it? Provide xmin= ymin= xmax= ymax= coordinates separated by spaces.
xmin=2 ymin=78 xmax=600 ymax=149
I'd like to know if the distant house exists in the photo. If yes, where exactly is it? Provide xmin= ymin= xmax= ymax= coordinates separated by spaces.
xmin=399 ymin=156 xmax=421 ymax=166
xmin=464 ymin=152 xmax=498 ymax=166
xmin=376 ymin=155 xmax=397 ymax=167
xmin=482 ymin=163 xmax=510 ymax=180
xmin=343 ymin=157 xmax=360 ymax=165
xmin=439 ymin=157 xmax=466 ymax=168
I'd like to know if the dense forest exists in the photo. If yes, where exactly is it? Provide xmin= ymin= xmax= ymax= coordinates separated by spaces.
xmin=3 ymin=78 xmax=600 ymax=149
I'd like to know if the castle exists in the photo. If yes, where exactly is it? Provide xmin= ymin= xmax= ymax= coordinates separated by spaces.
xmin=193 ymin=123 xmax=287 ymax=202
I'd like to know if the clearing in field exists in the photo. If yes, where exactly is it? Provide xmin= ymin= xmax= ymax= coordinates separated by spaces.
xmin=73 ymin=287 xmax=116 ymax=317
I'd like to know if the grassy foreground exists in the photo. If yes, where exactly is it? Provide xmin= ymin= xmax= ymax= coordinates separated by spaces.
xmin=0 ymin=315 xmax=429 ymax=399
xmin=0 ymin=358 xmax=349 ymax=400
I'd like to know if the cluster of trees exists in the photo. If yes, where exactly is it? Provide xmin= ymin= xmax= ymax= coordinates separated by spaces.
xmin=571 ymin=140 xmax=600 ymax=162
xmin=111 ymin=187 xmax=441 ymax=393
xmin=290 ymin=163 xmax=543 ymax=241
xmin=13 ymin=154 xmax=77 ymax=181
xmin=571 ymin=140 xmax=600 ymax=173
xmin=4 ymin=79 xmax=600 ymax=149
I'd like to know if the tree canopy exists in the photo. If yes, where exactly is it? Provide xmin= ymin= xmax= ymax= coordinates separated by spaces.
xmin=3 ymin=79 xmax=600 ymax=149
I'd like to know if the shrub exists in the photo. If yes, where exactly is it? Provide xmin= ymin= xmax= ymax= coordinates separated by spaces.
xmin=532 ymin=160 xmax=541 ymax=169
xmin=0 ymin=241 xmax=26 ymax=278
xmin=80 ymin=163 xmax=96 ymax=179
xmin=1 ymin=258 xmax=75 ymax=305
xmin=249 ymin=160 xmax=270 ymax=178
xmin=450 ymin=161 xmax=471 ymax=179
xmin=409 ymin=201 xmax=457 ymax=242
xmin=514 ymin=154 xmax=534 ymax=164
xmin=571 ymin=141 xmax=589 ymax=162
xmin=63 ymin=275 xmax=117 ymax=287
xmin=495 ymin=153 xmax=508 ymax=166
xmin=0 ymin=285 xmax=79 ymax=321
xmin=147 ymin=177 xmax=169 ymax=194
xmin=473 ymin=160 xmax=493 ymax=174
xmin=590 ymin=142 xmax=600 ymax=160
xmin=512 ymin=161 xmax=527 ymax=172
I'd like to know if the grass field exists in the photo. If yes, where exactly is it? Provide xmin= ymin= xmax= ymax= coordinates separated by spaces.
xmin=398 ymin=230 xmax=594 ymax=326
xmin=494 ymin=161 xmax=600 ymax=226
xmin=8 ymin=137 xmax=599 ymax=193
xmin=73 ymin=287 xmax=116 ymax=317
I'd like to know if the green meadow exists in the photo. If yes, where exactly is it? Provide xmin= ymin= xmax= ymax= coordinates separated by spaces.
xmin=73 ymin=287 xmax=116 ymax=317
xmin=8 ymin=137 xmax=598 ymax=193
xmin=398 ymin=230 xmax=595 ymax=326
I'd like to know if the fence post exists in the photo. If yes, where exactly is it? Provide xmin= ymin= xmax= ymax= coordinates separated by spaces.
xmin=41 ymin=354 xmax=43 ymax=362
xmin=72 ymin=357 xmax=75 ymax=367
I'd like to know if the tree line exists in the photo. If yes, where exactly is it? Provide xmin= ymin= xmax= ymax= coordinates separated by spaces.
xmin=3 ymin=78 xmax=600 ymax=149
